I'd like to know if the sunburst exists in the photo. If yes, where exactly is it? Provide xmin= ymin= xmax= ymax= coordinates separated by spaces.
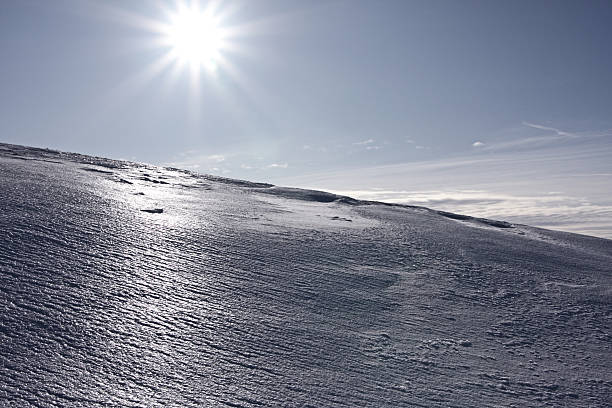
xmin=162 ymin=3 xmax=227 ymax=72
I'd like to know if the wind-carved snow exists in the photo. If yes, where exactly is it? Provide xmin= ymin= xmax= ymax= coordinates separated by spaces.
xmin=0 ymin=143 xmax=611 ymax=407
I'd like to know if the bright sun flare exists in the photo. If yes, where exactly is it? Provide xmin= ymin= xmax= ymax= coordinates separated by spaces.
xmin=165 ymin=6 xmax=225 ymax=71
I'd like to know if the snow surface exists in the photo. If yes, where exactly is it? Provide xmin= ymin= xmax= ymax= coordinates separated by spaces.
xmin=1 ymin=143 xmax=611 ymax=407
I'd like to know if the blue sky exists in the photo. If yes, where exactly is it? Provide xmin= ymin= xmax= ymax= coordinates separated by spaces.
xmin=1 ymin=0 xmax=612 ymax=237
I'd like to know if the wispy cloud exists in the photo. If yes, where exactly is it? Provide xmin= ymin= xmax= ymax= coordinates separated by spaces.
xmin=207 ymin=154 xmax=225 ymax=163
xmin=303 ymin=144 xmax=328 ymax=153
xmin=352 ymin=138 xmax=383 ymax=151
xmin=267 ymin=163 xmax=288 ymax=169
xmin=478 ymin=122 xmax=612 ymax=153
xmin=472 ymin=141 xmax=485 ymax=147
xmin=522 ymin=122 xmax=574 ymax=137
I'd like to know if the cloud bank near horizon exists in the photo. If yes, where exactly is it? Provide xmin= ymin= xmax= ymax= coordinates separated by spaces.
xmin=275 ymin=133 xmax=612 ymax=239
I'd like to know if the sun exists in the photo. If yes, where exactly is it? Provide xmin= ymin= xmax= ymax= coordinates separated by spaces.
xmin=164 ymin=5 xmax=226 ymax=71
xmin=106 ymin=0 xmax=243 ymax=87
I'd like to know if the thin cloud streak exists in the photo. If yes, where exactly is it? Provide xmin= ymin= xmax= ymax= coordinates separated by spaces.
xmin=478 ymin=123 xmax=612 ymax=153
xmin=267 ymin=163 xmax=288 ymax=169
xmin=522 ymin=121 xmax=575 ymax=137
xmin=207 ymin=154 xmax=225 ymax=162
xmin=353 ymin=139 xmax=374 ymax=146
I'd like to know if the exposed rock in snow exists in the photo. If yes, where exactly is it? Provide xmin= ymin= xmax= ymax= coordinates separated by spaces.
xmin=141 ymin=208 xmax=164 ymax=214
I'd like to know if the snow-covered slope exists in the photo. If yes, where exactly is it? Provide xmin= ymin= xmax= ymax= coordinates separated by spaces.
xmin=1 ymin=143 xmax=611 ymax=407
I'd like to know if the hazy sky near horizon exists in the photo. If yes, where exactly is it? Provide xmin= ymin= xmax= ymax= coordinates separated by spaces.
xmin=1 ymin=0 xmax=612 ymax=237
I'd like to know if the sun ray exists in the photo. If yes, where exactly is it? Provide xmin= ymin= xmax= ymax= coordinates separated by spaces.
xmin=91 ymin=0 xmax=268 ymax=114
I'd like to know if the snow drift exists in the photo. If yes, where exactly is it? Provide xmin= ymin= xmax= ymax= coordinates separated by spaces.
xmin=1 ymin=143 xmax=611 ymax=407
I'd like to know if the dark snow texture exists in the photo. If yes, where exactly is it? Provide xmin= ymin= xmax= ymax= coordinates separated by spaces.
xmin=1 ymin=143 xmax=611 ymax=407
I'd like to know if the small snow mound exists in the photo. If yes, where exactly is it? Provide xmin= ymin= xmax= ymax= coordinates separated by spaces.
xmin=478 ymin=218 xmax=513 ymax=229
xmin=81 ymin=167 xmax=114 ymax=175
xmin=437 ymin=210 xmax=513 ymax=229
xmin=437 ymin=210 xmax=472 ymax=221
xmin=264 ymin=186 xmax=358 ymax=204
xmin=203 ymin=174 xmax=273 ymax=188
